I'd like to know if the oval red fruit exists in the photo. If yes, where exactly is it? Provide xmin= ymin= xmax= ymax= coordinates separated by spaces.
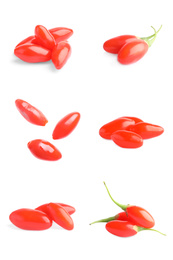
xmin=51 ymin=42 xmax=71 ymax=69
xmin=47 ymin=203 xmax=74 ymax=230
xmin=15 ymin=99 xmax=48 ymax=126
xmin=126 ymin=206 xmax=155 ymax=228
xmin=52 ymin=112 xmax=80 ymax=139
xmin=127 ymin=122 xmax=164 ymax=139
xmin=99 ymin=117 xmax=135 ymax=140
xmin=35 ymin=25 xmax=56 ymax=50
xmin=106 ymin=220 xmax=137 ymax=237
xmin=122 ymin=116 xmax=143 ymax=124
xmin=15 ymin=36 xmax=37 ymax=47
xmin=27 ymin=139 xmax=62 ymax=161
xmin=14 ymin=44 xmax=52 ymax=63
xmin=103 ymin=35 xmax=137 ymax=54
xmin=111 ymin=130 xmax=143 ymax=148
xmin=118 ymin=39 xmax=149 ymax=65
xmin=9 ymin=208 xmax=52 ymax=230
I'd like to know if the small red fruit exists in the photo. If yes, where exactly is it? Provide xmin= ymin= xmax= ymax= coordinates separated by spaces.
xmin=35 ymin=25 xmax=56 ymax=50
xmin=51 ymin=42 xmax=71 ymax=69
xmin=15 ymin=99 xmax=48 ymax=126
xmin=111 ymin=130 xmax=143 ymax=148
xmin=52 ymin=112 xmax=80 ymax=139
xmin=14 ymin=44 xmax=51 ymax=63
xmin=118 ymin=39 xmax=149 ymax=65
xmin=47 ymin=203 xmax=74 ymax=230
xmin=127 ymin=122 xmax=164 ymax=139
xmin=27 ymin=139 xmax=62 ymax=161
xmin=9 ymin=208 xmax=52 ymax=230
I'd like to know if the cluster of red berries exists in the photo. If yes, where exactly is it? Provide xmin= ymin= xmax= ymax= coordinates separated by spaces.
xmin=14 ymin=25 xmax=73 ymax=69
xmin=90 ymin=182 xmax=165 ymax=237
xmin=10 ymin=202 xmax=75 ymax=231
xmin=99 ymin=116 xmax=164 ymax=148
xmin=103 ymin=26 xmax=162 ymax=64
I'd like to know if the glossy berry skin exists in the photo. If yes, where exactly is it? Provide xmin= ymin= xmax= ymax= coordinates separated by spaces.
xmin=52 ymin=112 xmax=80 ymax=139
xmin=127 ymin=122 xmax=164 ymax=139
xmin=111 ymin=130 xmax=143 ymax=148
xmin=9 ymin=208 xmax=52 ymax=230
xmin=122 ymin=116 xmax=143 ymax=124
xmin=15 ymin=99 xmax=48 ymax=126
xmin=35 ymin=203 xmax=75 ymax=215
xmin=118 ymin=39 xmax=149 ymax=65
xmin=27 ymin=139 xmax=62 ymax=161
xmin=49 ymin=27 xmax=73 ymax=44
xmin=108 ymin=212 xmax=135 ymax=222
xmin=99 ymin=117 xmax=135 ymax=140
xmin=126 ymin=206 xmax=155 ymax=228
xmin=103 ymin=35 xmax=137 ymax=54
xmin=106 ymin=220 xmax=138 ymax=237
xmin=14 ymin=44 xmax=51 ymax=63
xmin=35 ymin=25 xmax=56 ymax=50
xmin=114 ymin=212 xmax=129 ymax=221
xmin=15 ymin=28 xmax=73 ymax=47
xmin=47 ymin=203 xmax=74 ymax=230
xmin=51 ymin=42 xmax=71 ymax=69
xmin=15 ymin=36 xmax=37 ymax=47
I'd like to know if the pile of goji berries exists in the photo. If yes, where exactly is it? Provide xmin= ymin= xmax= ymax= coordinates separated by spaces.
xmin=90 ymin=182 xmax=165 ymax=237
xmin=9 ymin=202 xmax=75 ymax=231
xmin=11 ymin=26 xmax=166 ymax=239
xmin=99 ymin=116 xmax=164 ymax=148
xmin=14 ymin=25 xmax=73 ymax=69
xmin=103 ymin=26 xmax=162 ymax=64
xmin=15 ymin=99 xmax=80 ymax=160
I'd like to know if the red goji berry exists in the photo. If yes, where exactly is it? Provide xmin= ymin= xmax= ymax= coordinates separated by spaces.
xmin=15 ymin=99 xmax=48 ymax=126
xmin=27 ymin=139 xmax=62 ymax=161
xmin=106 ymin=220 xmax=165 ymax=237
xmin=9 ymin=208 xmax=52 ymax=230
xmin=52 ymin=112 xmax=80 ymax=139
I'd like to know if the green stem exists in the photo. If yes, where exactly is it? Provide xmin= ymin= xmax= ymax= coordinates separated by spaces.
xmin=140 ymin=25 xmax=162 ymax=47
xmin=137 ymin=226 xmax=166 ymax=236
xmin=103 ymin=182 xmax=128 ymax=211
xmin=89 ymin=215 xmax=116 ymax=225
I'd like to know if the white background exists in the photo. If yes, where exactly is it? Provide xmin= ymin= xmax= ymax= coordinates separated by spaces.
xmin=1 ymin=0 xmax=173 ymax=259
